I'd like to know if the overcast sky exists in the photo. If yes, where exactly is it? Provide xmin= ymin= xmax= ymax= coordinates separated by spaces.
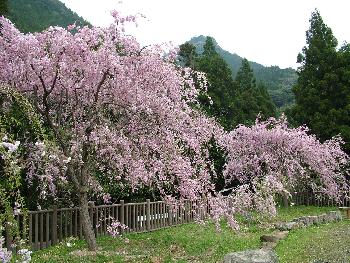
xmin=59 ymin=0 xmax=350 ymax=69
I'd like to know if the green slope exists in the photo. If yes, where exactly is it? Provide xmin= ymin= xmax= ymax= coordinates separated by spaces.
xmin=7 ymin=0 xmax=90 ymax=33
xmin=189 ymin=35 xmax=297 ymax=108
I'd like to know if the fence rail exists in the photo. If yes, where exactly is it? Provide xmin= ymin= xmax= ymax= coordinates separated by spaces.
xmin=3 ymin=199 xmax=208 ymax=251
xmin=276 ymin=191 xmax=350 ymax=207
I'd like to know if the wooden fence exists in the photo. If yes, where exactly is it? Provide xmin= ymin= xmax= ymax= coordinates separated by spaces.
xmin=3 ymin=199 xmax=208 ymax=251
xmin=276 ymin=191 xmax=350 ymax=207
xmin=3 ymin=192 xmax=349 ymax=252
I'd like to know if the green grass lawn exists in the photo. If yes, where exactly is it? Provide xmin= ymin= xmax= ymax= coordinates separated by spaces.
xmin=30 ymin=206 xmax=344 ymax=263
xmin=276 ymin=220 xmax=350 ymax=263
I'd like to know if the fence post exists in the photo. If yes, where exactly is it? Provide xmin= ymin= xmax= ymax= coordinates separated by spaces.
xmin=5 ymin=222 xmax=12 ymax=251
xmin=52 ymin=206 xmax=58 ymax=245
xmin=282 ymin=193 xmax=289 ymax=208
xmin=120 ymin=200 xmax=125 ymax=234
xmin=168 ymin=205 xmax=173 ymax=226
xmin=88 ymin=202 xmax=95 ymax=236
xmin=146 ymin=199 xmax=151 ymax=231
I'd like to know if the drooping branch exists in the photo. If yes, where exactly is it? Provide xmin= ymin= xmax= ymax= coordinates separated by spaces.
xmin=30 ymin=64 xmax=66 ymax=151
xmin=94 ymin=70 xmax=109 ymax=104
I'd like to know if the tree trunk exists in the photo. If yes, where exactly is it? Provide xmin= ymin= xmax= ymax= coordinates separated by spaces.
xmin=78 ymin=191 xmax=98 ymax=251
xmin=282 ymin=192 xmax=289 ymax=208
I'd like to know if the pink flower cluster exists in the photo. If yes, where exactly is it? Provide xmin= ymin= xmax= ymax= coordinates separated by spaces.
xmin=106 ymin=219 xmax=128 ymax=237
xmin=0 ymin=236 xmax=11 ymax=263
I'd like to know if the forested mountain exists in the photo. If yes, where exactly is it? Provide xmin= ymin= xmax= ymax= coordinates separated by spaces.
xmin=189 ymin=35 xmax=297 ymax=108
xmin=6 ymin=0 xmax=89 ymax=33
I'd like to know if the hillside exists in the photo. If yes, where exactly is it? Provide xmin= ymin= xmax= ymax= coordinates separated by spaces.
xmin=189 ymin=36 xmax=297 ymax=108
xmin=7 ymin=0 xmax=89 ymax=33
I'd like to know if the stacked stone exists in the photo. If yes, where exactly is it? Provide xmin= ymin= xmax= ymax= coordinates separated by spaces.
xmin=276 ymin=211 xmax=342 ymax=231
xmin=223 ymin=211 xmax=343 ymax=263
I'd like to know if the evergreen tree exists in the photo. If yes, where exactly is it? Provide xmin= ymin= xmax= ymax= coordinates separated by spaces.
xmin=289 ymin=10 xmax=350 ymax=152
xmin=178 ymin=42 xmax=197 ymax=67
xmin=231 ymin=59 xmax=276 ymax=126
xmin=0 ymin=0 xmax=8 ymax=16
xmin=195 ymin=37 xmax=236 ymax=128
xmin=203 ymin=36 xmax=217 ymax=56
xmin=235 ymin=58 xmax=256 ymax=90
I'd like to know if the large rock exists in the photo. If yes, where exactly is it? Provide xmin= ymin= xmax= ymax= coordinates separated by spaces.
xmin=276 ymin=221 xmax=299 ymax=231
xmin=292 ymin=217 xmax=302 ymax=225
xmin=260 ymin=231 xmax=289 ymax=243
xmin=308 ymin=216 xmax=319 ymax=225
xmin=296 ymin=216 xmax=313 ymax=227
xmin=224 ymin=249 xmax=278 ymax=263
xmin=317 ymin=214 xmax=327 ymax=223
xmin=328 ymin=211 xmax=342 ymax=221
xmin=261 ymin=241 xmax=278 ymax=249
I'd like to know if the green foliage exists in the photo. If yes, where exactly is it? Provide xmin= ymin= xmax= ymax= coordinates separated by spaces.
xmin=0 ymin=86 xmax=47 ymax=212
xmin=0 ymin=87 xmax=33 ymax=242
xmin=179 ymin=39 xmax=276 ymax=192
xmin=189 ymin=35 xmax=297 ymax=108
xmin=207 ymin=138 xmax=228 ymax=192
xmin=178 ymin=42 xmax=198 ymax=67
xmin=194 ymin=37 xmax=236 ymax=128
xmin=230 ymin=82 xmax=276 ymax=126
xmin=235 ymin=58 xmax=256 ymax=90
xmin=230 ymin=59 xmax=276 ymax=126
xmin=0 ymin=86 xmax=45 ymax=141
xmin=288 ymin=10 xmax=350 ymax=153
xmin=0 ymin=0 xmax=8 ymax=16
xmin=0 ymin=131 xmax=24 ymax=234
xmin=203 ymin=36 xmax=217 ymax=56
xmin=7 ymin=0 xmax=90 ymax=33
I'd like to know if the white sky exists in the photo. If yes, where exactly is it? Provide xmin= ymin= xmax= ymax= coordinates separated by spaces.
xmin=59 ymin=0 xmax=350 ymax=69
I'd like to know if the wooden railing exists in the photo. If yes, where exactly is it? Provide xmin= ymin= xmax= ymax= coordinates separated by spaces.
xmin=4 ymin=192 xmax=349 ymax=252
xmin=3 ymin=199 xmax=207 ymax=251
xmin=276 ymin=191 xmax=350 ymax=207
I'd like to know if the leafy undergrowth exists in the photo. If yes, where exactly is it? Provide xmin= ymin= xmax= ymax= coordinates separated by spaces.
xmin=31 ymin=206 xmax=341 ymax=263
xmin=276 ymin=220 xmax=350 ymax=263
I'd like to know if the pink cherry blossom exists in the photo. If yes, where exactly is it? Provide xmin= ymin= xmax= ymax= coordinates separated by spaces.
xmin=220 ymin=115 xmax=349 ymax=212
xmin=0 ymin=14 xmax=219 ymax=249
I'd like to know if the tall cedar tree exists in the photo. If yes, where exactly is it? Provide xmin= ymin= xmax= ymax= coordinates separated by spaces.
xmin=0 ymin=0 xmax=8 ymax=16
xmin=231 ymin=58 xmax=276 ymax=126
xmin=289 ymin=10 xmax=350 ymax=153
xmin=194 ymin=37 xmax=236 ymax=129
xmin=178 ymin=42 xmax=197 ymax=68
